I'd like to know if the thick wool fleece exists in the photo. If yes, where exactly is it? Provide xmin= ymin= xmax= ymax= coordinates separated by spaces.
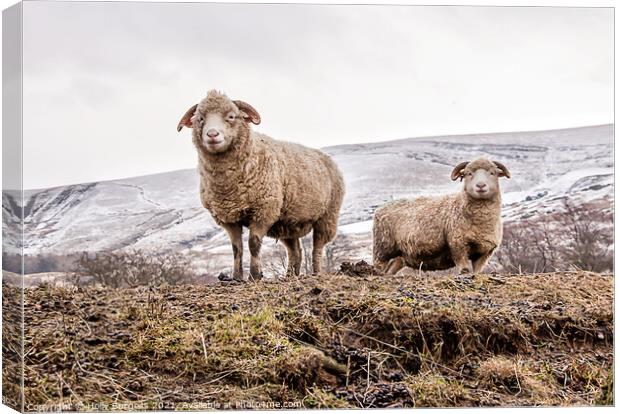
xmin=373 ymin=159 xmax=503 ymax=274
xmin=191 ymin=90 xmax=345 ymax=277
xmin=197 ymin=133 xmax=344 ymax=237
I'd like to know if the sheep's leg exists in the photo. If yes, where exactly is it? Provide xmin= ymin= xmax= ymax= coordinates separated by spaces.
xmin=385 ymin=257 xmax=405 ymax=275
xmin=311 ymin=232 xmax=327 ymax=275
xmin=312 ymin=215 xmax=338 ymax=275
xmin=248 ymin=223 xmax=270 ymax=281
xmin=472 ymin=250 xmax=494 ymax=274
xmin=450 ymin=245 xmax=472 ymax=274
xmin=222 ymin=223 xmax=243 ymax=281
xmin=282 ymin=238 xmax=302 ymax=277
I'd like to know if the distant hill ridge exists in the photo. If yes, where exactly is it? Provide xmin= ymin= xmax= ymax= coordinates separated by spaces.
xmin=2 ymin=125 xmax=613 ymax=275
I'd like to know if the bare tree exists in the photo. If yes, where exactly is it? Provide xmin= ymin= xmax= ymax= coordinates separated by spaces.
xmin=495 ymin=199 xmax=613 ymax=273
xmin=264 ymin=243 xmax=288 ymax=278
xmin=559 ymin=199 xmax=613 ymax=272
xmin=73 ymin=250 xmax=196 ymax=288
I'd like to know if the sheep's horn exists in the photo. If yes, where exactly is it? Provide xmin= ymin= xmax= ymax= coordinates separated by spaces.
xmin=233 ymin=100 xmax=261 ymax=125
xmin=177 ymin=104 xmax=198 ymax=132
xmin=451 ymin=161 xmax=469 ymax=181
xmin=493 ymin=161 xmax=511 ymax=178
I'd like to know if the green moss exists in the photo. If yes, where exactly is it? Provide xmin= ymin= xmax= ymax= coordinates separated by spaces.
xmin=303 ymin=388 xmax=352 ymax=408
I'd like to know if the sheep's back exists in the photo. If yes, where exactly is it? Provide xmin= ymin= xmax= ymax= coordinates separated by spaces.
xmin=258 ymin=135 xmax=343 ymax=221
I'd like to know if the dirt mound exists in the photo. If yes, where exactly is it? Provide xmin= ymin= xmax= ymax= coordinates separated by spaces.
xmin=338 ymin=260 xmax=378 ymax=277
xmin=3 ymin=271 xmax=613 ymax=410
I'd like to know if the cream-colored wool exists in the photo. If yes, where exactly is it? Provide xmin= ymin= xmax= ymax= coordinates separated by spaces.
xmin=373 ymin=158 xmax=510 ymax=275
xmin=178 ymin=90 xmax=345 ymax=281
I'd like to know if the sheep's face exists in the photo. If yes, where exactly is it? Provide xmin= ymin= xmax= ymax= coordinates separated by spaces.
xmin=194 ymin=106 xmax=242 ymax=154
xmin=451 ymin=159 xmax=510 ymax=200
xmin=463 ymin=167 xmax=500 ymax=200
xmin=177 ymin=90 xmax=261 ymax=155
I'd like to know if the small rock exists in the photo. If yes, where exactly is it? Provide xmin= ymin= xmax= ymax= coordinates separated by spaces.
xmin=218 ymin=272 xmax=233 ymax=282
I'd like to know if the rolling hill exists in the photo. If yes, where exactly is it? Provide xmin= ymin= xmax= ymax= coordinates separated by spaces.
xmin=2 ymin=124 xmax=613 ymax=276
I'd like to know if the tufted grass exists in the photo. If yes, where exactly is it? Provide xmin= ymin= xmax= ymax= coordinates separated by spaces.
xmin=3 ymin=268 xmax=613 ymax=410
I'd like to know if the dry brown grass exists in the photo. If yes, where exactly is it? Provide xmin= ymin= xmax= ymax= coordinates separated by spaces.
xmin=2 ymin=269 xmax=614 ymax=410
xmin=478 ymin=356 xmax=549 ymax=398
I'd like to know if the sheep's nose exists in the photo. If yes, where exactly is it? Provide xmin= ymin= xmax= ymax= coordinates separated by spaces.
xmin=476 ymin=182 xmax=487 ymax=189
xmin=206 ymin=129 xmax=220 ymax=138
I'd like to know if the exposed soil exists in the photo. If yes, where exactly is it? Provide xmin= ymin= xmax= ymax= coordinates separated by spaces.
xmin=2 ymin=268 xmax=614 ymax=410
xmin=337 ymin=260 xmax=379 ymax=277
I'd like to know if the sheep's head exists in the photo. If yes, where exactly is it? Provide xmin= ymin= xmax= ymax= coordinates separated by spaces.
xmin=451 ymin=158 xmax=510 ymax=200
xmin=177 ymin=90 xmax=261 ymax=154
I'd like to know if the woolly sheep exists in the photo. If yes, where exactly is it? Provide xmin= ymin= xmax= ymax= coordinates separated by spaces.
xmin=373 ymin=158 xmax=511 ymax=275
xmin=177 ymin=90 xmax=345 ymax=281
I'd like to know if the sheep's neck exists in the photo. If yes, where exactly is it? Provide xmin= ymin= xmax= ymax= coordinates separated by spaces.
xmin=460 ymin=192 xmax=501 ymax=225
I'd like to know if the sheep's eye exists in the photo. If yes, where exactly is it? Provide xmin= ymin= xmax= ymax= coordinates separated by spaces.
xmin=227 ymin=113 xmax=236 ymax=121
xmin=490 ymin=171 xmax=495 ymax=176
xmin=467 ymin=172 xmax=473 ymax=176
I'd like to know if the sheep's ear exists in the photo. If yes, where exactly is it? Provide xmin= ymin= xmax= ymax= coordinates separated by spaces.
xmin=233 ymin=100 xmax=261 ymax=125
xmin=493 ymin=161 xmax=511 ymax=178
xmin=177 ymin=104 xmax=198 ymax=132
xmin=451 ymin=161 xmax=469 ymax=181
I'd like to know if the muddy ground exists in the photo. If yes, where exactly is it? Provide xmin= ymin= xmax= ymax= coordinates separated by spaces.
xmin=2 ymin=266 xmax=614 ymax=410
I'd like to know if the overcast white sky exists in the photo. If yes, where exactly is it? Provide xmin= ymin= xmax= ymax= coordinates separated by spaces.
xmin=20 ymin=1 xmax=613 ymax=189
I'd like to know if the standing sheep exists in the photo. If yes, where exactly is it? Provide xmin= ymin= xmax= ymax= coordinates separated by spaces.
xmin=373 ymin=158 xmax=510 ymax=275
xmin=177 ymin=90 xmax=345 ymax=281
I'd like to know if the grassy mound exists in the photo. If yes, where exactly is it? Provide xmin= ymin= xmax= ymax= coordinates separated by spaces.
xmin=6 ymin=270 xmax=614 ymax=409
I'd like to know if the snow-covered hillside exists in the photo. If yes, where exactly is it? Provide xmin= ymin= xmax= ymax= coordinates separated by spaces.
xmin=3 ymin=124 xmax=613 ymax=275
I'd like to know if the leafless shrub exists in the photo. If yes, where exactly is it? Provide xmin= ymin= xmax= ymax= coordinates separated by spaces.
xmin=264 ymin=243 xmax=289 ymax=278
xmin=73 ymin=250 xmax=196 ymax=288
xmin=495 ymin=199 xmax=613 ymax=273
xmin=299 ymin=237 xmax=336 ymax=274
xmin=560 ymin=200 xmax=614 ymax=272
xmin=495 ymin=215 xmax=559 ymax=273
xmin=263 ymin=236 xmax=346 ymax=277
xmin=297 ymin=234 xmax=352 ymax=274
xmin=3 ymin=252 xmax=82 ymax=274
xmin=324 ymin=236 xmax=354 ymax=273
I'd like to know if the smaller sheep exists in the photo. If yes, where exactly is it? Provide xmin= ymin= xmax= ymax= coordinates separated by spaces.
xmin=373 ymin=158 xmax=511 ymax=275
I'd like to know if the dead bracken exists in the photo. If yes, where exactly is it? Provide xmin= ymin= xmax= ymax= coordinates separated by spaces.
xmin=2 ymin=268 xmax=613 ymax=409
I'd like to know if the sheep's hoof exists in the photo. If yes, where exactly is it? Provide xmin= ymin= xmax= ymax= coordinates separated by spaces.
xmin=249 ymin=272 xmax=264 ymax=282
xmin=459 ymin=267 xmax=471 ymax=275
